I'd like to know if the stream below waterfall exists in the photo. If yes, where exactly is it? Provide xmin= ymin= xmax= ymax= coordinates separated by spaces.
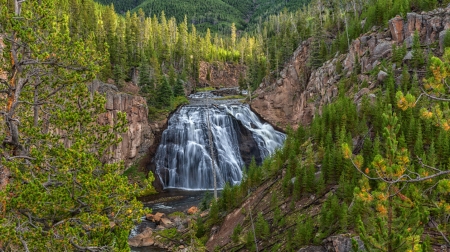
xmin=130 ymin=88 xmax=285 ymax=251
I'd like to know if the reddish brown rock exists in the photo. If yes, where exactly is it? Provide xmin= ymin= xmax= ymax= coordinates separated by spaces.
xmin=187 ymin=206 xmax=199 ymax=215
xmin=128 ymin=227 xmax=154 ymax=247
xmin=92 ymin=80 xmax=154 ymax=167
xmin=160 ymin=217 xmax=174 ymax=228
xmin=389 ymin=15 xmax=405 ymax=43
xmin=251 ymin=7 xmax=450 ymax=130
xmin=145 ymin=212 xmax=165 ymax=223
xmin=198 ymin=61 xmax=247 ymax=89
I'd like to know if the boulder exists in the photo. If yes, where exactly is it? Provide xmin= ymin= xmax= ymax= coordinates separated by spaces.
xmin=403 ymin=51 xmax=413 ymax=62
xmin=187 ymin=206 xmax=199 ymax=215
xmin=160 ymin=217 xmax=174 ymax=228
xmin=322 ymin=235 xmax=365 ymax=252
xmin=146 ymin=212 xmax=165 ymax=223
xmin=372 ymin=41 xmax=392 ymax=60
xmin=200 ymin=210 xmax=209 ymax=218
xmin=128 ymin=227 xmax=154 ymax=247
xmin=377 ymin=71 xmax=389 ymax=82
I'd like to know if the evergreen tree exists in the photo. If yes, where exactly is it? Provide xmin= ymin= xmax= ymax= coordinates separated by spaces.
xmin=139 ymin=61 xmax=151 ymax=90
xmin=411 ymin=30 xmax=424 ymax=69
xmin=173 ymin=78 xmax=186 ymax=97
xmin=0 ymin=2 xmax=151 ymax=250
xmin=156 ymin=77 xmax=173 ymax=108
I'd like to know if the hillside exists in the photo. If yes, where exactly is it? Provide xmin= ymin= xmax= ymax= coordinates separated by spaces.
xmin=204 ymin=2 xmax=450 ymax=252
xmin=93 ymin=0 xmax=145 ymax=13
xmin=3 ymin=0 xmax=450 ymax=251
xmin=93 ymin=0 xmax=310 ymax=32
xmin=129 ymin=0 xmax=450 ymax=251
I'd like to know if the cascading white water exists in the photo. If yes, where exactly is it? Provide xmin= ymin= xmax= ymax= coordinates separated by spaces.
xmin=155 ymin=103 xmax=285 ymax=190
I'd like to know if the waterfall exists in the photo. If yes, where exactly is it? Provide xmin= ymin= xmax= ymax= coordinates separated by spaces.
xmin=155 ymin=103 xmax=285 ymax=190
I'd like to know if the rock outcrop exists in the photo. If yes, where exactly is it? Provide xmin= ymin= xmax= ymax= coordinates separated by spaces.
xmin=92 ymin=80 xmax=154 ymax=167
xmin=198 ymin=61 xmax=246 ymax=88
xmin=251 ymin=7 xmax=450 ymax=129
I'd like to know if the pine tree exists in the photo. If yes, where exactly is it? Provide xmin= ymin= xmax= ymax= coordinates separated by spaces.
xmin=173 ymin=78 xmax=185 ymax=97
xmin=343 ymin=112 xmax=430 ymax=251
xmin=0 ymin=2 xmax=151 ymax=250
xmin=255 ymin=212 xmax=270 ymax=240
xmin=139 ymin=60 xmax=151 ymax=89
xmin=156 ymin=77 xmax=173 ymax=108
xmin=411 ymin=30 xmax=424 ymax=69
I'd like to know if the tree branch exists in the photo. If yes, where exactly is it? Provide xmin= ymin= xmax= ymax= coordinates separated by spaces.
xmin=420 ymin=87 xmax=450 ymax=101
xmin=69 ymin=238 xmax=110 ymax=252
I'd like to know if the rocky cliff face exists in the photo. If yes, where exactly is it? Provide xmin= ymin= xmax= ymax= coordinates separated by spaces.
xmin=198 ymin=61 xmax=246 ymax=88
xmin=92 ymin=81 xmax=154 ymax=167
xmin=251 ymin=6 xmax=450 ymax=129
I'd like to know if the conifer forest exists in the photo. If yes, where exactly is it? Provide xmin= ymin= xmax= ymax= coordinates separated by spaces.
xmin=1 ymin=0 xmax=450 ymax=251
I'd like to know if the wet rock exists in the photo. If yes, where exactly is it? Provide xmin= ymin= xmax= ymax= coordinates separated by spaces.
xmin=146 ymin=212 xmax=165 ymax=223
xmin=128 ymin=227 xmax=154 ymax=247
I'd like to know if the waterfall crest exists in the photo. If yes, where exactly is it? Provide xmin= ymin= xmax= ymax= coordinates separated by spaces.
xmin=155 ymin=104 xmax=285 ymax=190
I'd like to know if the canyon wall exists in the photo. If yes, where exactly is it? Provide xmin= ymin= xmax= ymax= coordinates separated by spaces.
xmin=198 ymin=61 xmax=246 ymax=88
xmin=92 ymin=81 xmax=155 ymax=167
xmin=251 ymin=7 xmax=450 ymax=129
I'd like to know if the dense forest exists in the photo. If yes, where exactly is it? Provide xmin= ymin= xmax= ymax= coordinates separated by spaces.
xmin=1 ymin=0 xmax=450 ymax=251
xmin=93 ymin=0 xmax=311 ymax=33
xmin=196 ymin=0 xmax=450 ymax=251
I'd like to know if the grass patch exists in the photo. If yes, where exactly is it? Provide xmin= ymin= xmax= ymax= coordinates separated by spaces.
xmin=196 ymin=87 xmax=216 ymax=92
xmin=123 ymin=164 xmax=146 ymax=181
xmin=168 ymin=211 xmax=186 ymax=218
xmin=123 ymin=162 xmax=157 ymax=197
xmin=148 ymin=96 xmax=189 ymax=120
xmin=215 ymin=95 xmax=246 ymax=100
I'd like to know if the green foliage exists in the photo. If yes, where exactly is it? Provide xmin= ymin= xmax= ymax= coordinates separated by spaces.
xmin=173 ymin=78 xmax=186 ymax=97
xmin=156 ymin=77 xmax=173 ymax=108
xmin=231 ymin=224 xmax=243 ymax=243
xmin=411 ymin=30 xmax=424 ymax=69
xmin=255 ymin=212 xmax=270 ymax=240
xmin=294 ymin=215 xmax=314 ymax=247
xmin=0 ymin=2 xmax=152 ymax=250
xmin=196 ymin=216 xmax=206 ymax=238
xmin=208 ymin=199 xmax=220 ymax=226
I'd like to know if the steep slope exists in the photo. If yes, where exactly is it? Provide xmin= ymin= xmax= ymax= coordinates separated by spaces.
xmin=204 ymin=5 xmax=450 ymax=252
xmin=251 ymin=7 xmax=450 ymax=129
